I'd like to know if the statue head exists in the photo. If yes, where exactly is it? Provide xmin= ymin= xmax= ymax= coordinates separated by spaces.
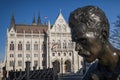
xmin=69 ymin=5 xmax=110 ymax=62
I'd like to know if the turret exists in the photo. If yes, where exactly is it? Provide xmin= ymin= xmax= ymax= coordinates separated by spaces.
xmin=48 ymin=20 xmax=51 ymax=32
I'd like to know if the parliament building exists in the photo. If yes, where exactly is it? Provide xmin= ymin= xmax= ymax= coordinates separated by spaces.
xmin=5 ymin=11 xmax=83 ymax=74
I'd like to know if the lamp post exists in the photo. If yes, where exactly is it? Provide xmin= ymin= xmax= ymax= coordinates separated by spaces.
xmin=61 ymin=58 xmax=63 ymax=76
xmin=26 ymin=54 xmax=31 ymax=80
xmin=25 ymin=61 xmax=31 ymax=80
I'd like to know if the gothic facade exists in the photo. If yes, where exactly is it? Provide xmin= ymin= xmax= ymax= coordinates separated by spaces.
xmin=5 ymin=11 xmax=83 ymax=74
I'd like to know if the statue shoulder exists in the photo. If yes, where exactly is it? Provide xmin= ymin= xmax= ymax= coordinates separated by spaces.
xmin=82 ymin=61 xmax=98 ymax=80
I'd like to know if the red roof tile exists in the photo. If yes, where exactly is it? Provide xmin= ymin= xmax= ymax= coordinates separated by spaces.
xmin=15 ymin=24 xmax=48 ymax=34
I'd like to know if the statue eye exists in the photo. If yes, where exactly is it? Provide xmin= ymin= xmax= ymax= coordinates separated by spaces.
xmin=72 ymin=36 xmax=78 ymax=42
xmin=79 ymin=38 xmax=87 ymax=44
xmin=72 ymin=32 xmax=78 ymax=42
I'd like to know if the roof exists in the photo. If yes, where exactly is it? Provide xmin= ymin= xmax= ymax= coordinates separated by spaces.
xmin=15 ymin=24 xmax=48 ymax=34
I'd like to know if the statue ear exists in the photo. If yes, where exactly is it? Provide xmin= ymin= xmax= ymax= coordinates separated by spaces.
xmin=101 ymin=30 xmax=108 ymax=42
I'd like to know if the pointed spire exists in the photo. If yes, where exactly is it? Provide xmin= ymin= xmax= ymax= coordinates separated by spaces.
xmin=56 ymin=9 xmax=64 ymax=22
xmin=59 ymin=9 xmax=62 ymax=15
xmin=37 ymin=12 xmax=41 ymax=25
xmin=10 ymin=11 xmax=15 ymax=28
xmin=60 ymin=9 xmax=62 ymax=14
xmin=57 ymin=9 xmax=63 ymax=18
xmin=32 ymin=15 xmax=36 ymax=25
xmin=32 ymin=15 xmax=36 ymax=23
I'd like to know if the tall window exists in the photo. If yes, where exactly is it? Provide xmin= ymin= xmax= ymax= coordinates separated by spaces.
xmin=26 ymin=54 xmax=30 ymax=58
xmin=69 ymin=53 xmax=71 ymax=56
xmin=10 ymin=41 xmax=14 ymax=50
xmin=42 ymin=42 xmax=46 ymax=51
xmin=42 ymin=60 xmax=46 ymax=68
xmin=34 ymin=42 xmax=38 ymax=50
xmin=9 ymin=61 xmax=14 ymax=67
xmin=52 ymin=60 xmax=60 ymax=73
xmin=18 ymin=61 xmax=22 ymax=66
xmin=58 ymin=40 xmax=61 ymax=49
xmin=34 ymin=53 xmax=38 ymax=57
xmin=26 ymin=41 xmax=30 ymax=50
xmin=34 ymin=60 xmax=38 ymax=66
xmin=10 ymin=54 xmax=14 ymax=57
xmin=68 ymin=40 xmax=73 ymax=49
xmin=63 ymin=40 xmax=67 ymax=49
xmin=18 ymin=54 xmax=22 ymax=57
xmin=18 ymin=41 xmax=22 ymax=50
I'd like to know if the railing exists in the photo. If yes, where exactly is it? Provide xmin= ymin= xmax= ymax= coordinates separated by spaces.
xmin=8 ymin=68 xmax=58 ymax=80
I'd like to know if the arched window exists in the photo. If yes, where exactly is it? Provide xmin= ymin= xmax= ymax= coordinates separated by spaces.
xmin=52 ymin=60 xmax=60 ymax=73
xmin=69 ymin=53 xmax=71 ymax=56
xmin=64 ymin=60 xmax=71 ymax=72
xmin=18 ymin=41 xmax=22 ymax=50
xmin=58 ymin=53 xmax=60 ymax=56
xmin=64 ymin=53 xmax=66 ymax=56
xmin=10 ymin=41 xmax=14 ymax=50
xmin=26 ymin=41 xmax=30 ymax=50
xmin=52 ymin=53 xmax=55 ymax=56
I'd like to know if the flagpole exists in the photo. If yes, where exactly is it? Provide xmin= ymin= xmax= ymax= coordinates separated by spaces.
xmin=44 ymin=16 xmax=48 ymax=25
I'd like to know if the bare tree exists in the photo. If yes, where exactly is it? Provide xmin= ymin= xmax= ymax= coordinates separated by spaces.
xmin=110 ymin=15 xmax=120 ymax=49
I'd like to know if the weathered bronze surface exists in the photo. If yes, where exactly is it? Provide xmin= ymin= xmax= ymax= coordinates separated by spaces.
xmin=69 ymin=5 xmax=120 ymax=80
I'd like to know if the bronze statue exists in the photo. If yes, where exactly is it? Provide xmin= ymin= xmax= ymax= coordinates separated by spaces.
xmin=69 ymin=5 xmax=120 ymax=80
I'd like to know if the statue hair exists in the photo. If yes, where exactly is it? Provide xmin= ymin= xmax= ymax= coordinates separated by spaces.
xmin=69 ymin=5 xmax=110 ymax=42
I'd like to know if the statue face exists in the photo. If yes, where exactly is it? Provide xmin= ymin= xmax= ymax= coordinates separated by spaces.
xmin=71 ymin=23 xmax=103 ymax=62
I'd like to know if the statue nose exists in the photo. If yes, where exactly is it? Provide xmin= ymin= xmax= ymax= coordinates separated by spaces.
xmin=75 ymin=43 xmax=83 ymax=51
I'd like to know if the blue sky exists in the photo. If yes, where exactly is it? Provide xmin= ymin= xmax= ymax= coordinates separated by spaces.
xmin=0 ymin=0 xmax=120 ymax=60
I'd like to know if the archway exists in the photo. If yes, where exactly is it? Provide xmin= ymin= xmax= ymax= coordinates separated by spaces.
xmin=52 ymin=60 xmax=60 ymax=73
xmin=64 ymin=60 xmax=71 ymax=72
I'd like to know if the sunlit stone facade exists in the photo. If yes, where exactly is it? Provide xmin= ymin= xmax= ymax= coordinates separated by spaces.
xmin=5 ymin=11 xmax=83 ymax=74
